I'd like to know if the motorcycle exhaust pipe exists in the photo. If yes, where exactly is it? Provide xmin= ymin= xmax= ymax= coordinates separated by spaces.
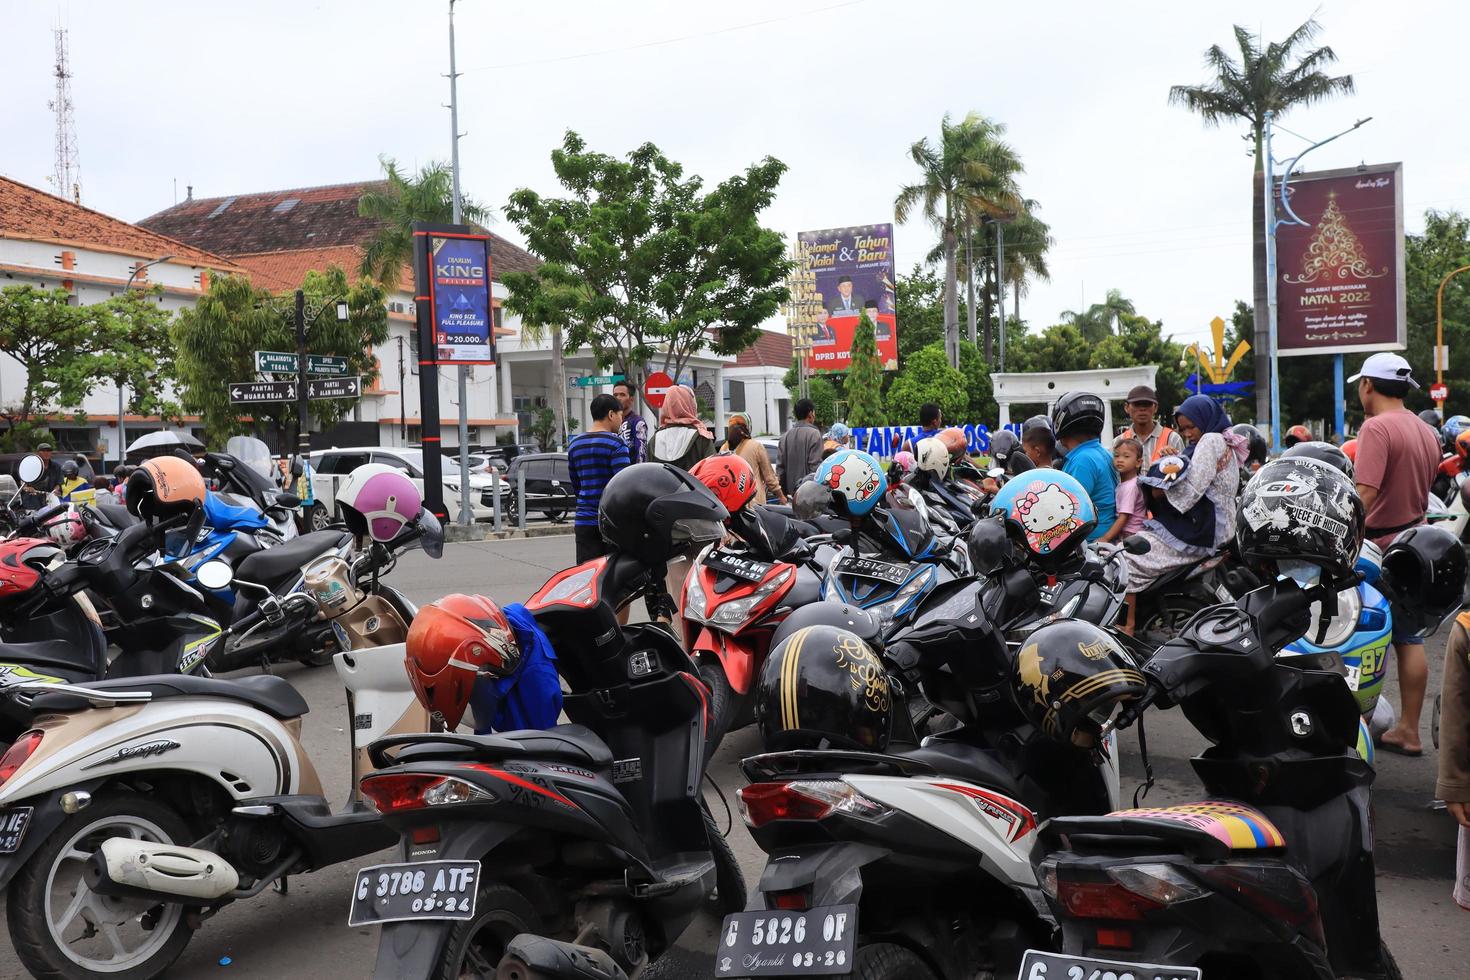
xmin=84 ymin=838 xmax=240 ymax=903
xmin=495 ymin=934 xmax=629 ymax=980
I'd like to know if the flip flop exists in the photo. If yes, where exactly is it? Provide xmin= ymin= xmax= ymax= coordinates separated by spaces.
xmin=1373 ymin=737 xmax=1424 ymax=758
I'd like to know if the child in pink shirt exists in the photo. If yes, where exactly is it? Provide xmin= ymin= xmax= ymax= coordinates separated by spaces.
xmin=1101 ymin=436 xmax=1146 ymax=542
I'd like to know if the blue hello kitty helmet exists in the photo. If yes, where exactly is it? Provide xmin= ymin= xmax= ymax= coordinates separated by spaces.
xmin=989 ymin=468 xmax=1096 ymax=569
xmin=815 ymin=449 xmax=888 ymax=519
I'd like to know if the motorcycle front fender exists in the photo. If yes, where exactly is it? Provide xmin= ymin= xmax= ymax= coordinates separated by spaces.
xmin=750 ymin=841 xmax=890 ymax=910
xmin=694 ymin=627 xmax=756 ymax=695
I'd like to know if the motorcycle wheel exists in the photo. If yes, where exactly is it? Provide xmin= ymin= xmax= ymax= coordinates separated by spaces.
xmin=702 ymin=802 xmax=746 ymax=915
xmin=435 ymin=881 xmax=540 ymax=980
xmin=1380 ymin=940 xmax=1404 ymax=980
xmin=697 ymin=659 xmax=735 ymax=762
xmin=844 ymin=943 xmax=938 ymax=979
xmin=1137 ymin=594 xmax=1210 ymax=646
xmin=8 ymin=792 xmax=195 ymax=980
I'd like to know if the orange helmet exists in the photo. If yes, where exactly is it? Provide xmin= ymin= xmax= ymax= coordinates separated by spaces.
xmin=939 ymin=427 xmax=969 ymax=459
xmin=404 ymin=594 xmax=520 ymax=729
xmin=1456 ymin=431 xmax=1470 ymax=460
xmin=1284 ymin=424 xmax=1313 ymax=448
xmin=690 ymin=453 xmax=757 ymax=516
xmin=1341 ymin=439 xmax=1358 ymax=463
xmin=125 ymin=455 xmax=205 ymax=521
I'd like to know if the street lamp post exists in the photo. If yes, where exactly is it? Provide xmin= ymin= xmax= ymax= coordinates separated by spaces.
xmin=1436 ymin=264 xmax=1470 ymax=414
xmin=119 ymin=254 xmax=173 ymax=466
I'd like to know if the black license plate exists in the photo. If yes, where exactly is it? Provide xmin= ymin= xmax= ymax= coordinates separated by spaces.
xmin=1017 ymin=949 xmax=1202 ymax=980
xmin=0 ymin=807 xmax=31 ymax=854
xmin=715 ymin=904 xmax=858 ymax=976
xmin=837 ymin=555 xmax=911 ymax=585
xmin=348 ymin=860 xmax=479 ymax=927
xmin=707 ymin=550 xmax=775 ymax=583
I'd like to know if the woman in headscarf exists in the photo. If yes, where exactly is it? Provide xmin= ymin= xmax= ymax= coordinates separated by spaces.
xmin=1120 ymin=394 xmax=1249 ymax=631
xmin=721 ymin=414 xmax=785 ymax=505
xmin=645 ymin=384 xmax=715 ymax=471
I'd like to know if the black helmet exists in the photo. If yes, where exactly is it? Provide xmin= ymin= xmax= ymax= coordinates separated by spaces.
xmin=768 ymin=602 xmax=882 ymax=654
xmin=967 ymin=515 xmax=1013 ymax=576
xmin=1237 ymin=456 xmax=1364 ymax=587
xmin=598 ymin=462 xmax=728 ymax=566
xmin=1380 ymin=525 xmax=1468 ymax=638
xmin=1051 ymin=391 xmax=1106 ymax=440
xmin=868 ymin=486 xmax=936 ymax=560
xmin=1005 ymin=452 xmax=1035 ymax=477
xmin=989 ymin=429 xmax=1019 ymax=465
xmin=1011 ymin=622 xmax=1145 ymax=748
xmin=1021 ymin=415 xmax=1052 ymax=439
xmin=61 ymin=460 xmax=79 ymax=478
xmin=1283 ymin=440 xmax=1353 ymax=479
xmin=756 ymin=625 xmax=891 ymax=752
xmin=792 ymin=480 xmax=831 ymax=521
xmin=1230 ymin=423 xmax=1268 ymax=468
xmin=1418 ymin=409 xmax=1442 ymax=428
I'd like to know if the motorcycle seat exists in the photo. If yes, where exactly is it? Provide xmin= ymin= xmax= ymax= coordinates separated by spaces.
xmin=235 ymin=530 xmax=352 ymax=586
xmin=1044 ymin=800 xmax=1284 ymax=857
xmin=28 ymin=672 xmax=309 ymax=720
xmin=390 ymin=724 xmax=615 ymax=769
xmin=894 ymin=742 xmax=1025 ymax=801
xmin=91 ymin=503 xmax=139 ymax=529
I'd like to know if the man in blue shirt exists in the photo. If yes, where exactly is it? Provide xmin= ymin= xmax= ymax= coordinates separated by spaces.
xmin=1052 ymin=391 xmax=1117 ymax=541
xmin=612 ymin=380 xmax=648 ymax=463
xmin=567 ymin=394 xmax=631 ymax=563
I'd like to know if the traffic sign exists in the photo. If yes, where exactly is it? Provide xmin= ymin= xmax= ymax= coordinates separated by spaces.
xmin=307 ymin=376 xmax=361 ymax=400
xmin=570 ymin=374 xmax=624 ymax=388
xmin=644 ymin=371 xmax=674 ymax=409
xmin=230 ymin=380 xmax=296 ymax=404
xmin=307 ymin=354 xmax=350 ymax=376
xmin=1431 ymin=382 xmax=1449 ymax=402
xmin=255 ymin=351 xmax=298 ymax=373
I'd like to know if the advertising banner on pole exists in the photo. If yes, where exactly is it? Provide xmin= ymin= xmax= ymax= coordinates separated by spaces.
xmin=1276 ymin=163 xmax=1405 ymax=356
xmin=429 ymin=232 xmax=495 ymax=364
xmin=794 ymin=224 xmax=899 ymax=372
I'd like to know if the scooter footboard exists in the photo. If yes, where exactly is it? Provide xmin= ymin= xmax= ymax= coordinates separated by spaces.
xmin=750 ymin=842 xmax=890 ymax=910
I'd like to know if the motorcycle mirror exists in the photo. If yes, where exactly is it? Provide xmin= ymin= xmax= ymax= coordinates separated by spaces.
xmin=290 ymin=456 xmax=304 ymax=478
xmin=196 ymin=560 xmax=234 ymax=591
xmin=16 ymin=455 xmax=43 ymax=485
xmin=417 ymin=508 xmax=445 ymax=559
xmin=182 ymin=503 xmax=207 ymax=547
xmin=1123 ymin=535 xmax=1152 ymax=555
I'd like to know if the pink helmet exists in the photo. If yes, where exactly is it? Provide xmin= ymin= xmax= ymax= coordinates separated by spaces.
xmin=46 ymin=512 xmax=87 ymax=547
xmin=335 ymin=464 xmax=423 ymax=543
xmin=891 ymin=451 xmax=917 ymax=476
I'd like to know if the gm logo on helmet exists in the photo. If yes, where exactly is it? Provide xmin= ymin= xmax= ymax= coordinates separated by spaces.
xmin=1257 ymin=480 xmax=1311 ymax=498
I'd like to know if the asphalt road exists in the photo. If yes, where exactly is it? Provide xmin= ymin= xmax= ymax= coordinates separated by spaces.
xmin=0 ymin=535 xmax=1464 ymax=978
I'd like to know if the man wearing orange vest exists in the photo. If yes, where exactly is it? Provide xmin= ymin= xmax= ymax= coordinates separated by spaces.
xmin=1119 ymin=385 xmax=1183 ymax=462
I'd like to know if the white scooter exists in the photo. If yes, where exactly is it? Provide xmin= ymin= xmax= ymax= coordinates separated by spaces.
xmin=0 ymin=513 xmax=440 ymax=980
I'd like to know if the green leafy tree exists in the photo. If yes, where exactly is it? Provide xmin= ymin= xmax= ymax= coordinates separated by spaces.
xmin=0 ymin=284 xmax=107 ymax=430
xmin=846 ymin=315 xmax=886 ymax=426
xmin=886 ymin=343 xmax=968 ymax=424
xmin=896 ymin=113 xmax=1023 ymax=368
xmin=1169 ymin=15 xmax=1355 ymax=426
xmin=1000 ymin=204 xmax=1053 ymax=325
xmin=1090 ymin=313 xmax=1189 ymax=415
xmin=173 ymin=269 xmax=388 ymax=446
xmin=955 ymin=340 xmax=998 ymax=422
xmin=95 ymin=288 xmax=181 ymax=421
xmin=896 ymin=264 xmax=945 ymax=360
xmin=1407 ymin=211 xmax=1470 ymax=418
xmin=782 ymin=361 xmax=838 ymax=430
xmin=503 ymin=132 xmax=790 ymax=410
xmin=1007 ymin=323 xmax=1091 ymax=374
xmin=1063 ymin=288 xmax=1137 ymax=344
xmin=357 ymin=156 xmax=491 ymax=291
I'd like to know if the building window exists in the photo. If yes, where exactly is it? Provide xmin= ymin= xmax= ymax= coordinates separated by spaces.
xmin=493 ymin=307 xmax=504 ymax=328
xmin=409 ymin=330 xmax=419 ymax=375
xmin=406 ymin=425 xmax=421 ymax=445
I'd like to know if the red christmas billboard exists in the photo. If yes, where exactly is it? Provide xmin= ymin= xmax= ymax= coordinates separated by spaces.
xmin=1276 ymin=163 xmax=1405 ymax=356
xmin=794 ymin=224 xmax=899 ymax=372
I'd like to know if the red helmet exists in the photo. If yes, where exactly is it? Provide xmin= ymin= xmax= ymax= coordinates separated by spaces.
xmin=938 ymin=427 xmax=969 ymax=459
xmin=690 ymin=453 xmax=757 ymax=516
xmin=404 ymin=595 xmax=520 ymax=729
xmin=1284 ymin=424 xmax=1313 ymax=448
xmin=1341 ymin=438 xmax=1358 ymax=463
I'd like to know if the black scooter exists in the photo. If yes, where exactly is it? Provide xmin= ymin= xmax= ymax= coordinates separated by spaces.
xmin=1031 ymin=576 xmax=1401 ymax=980
xmin=359 ymin=550 xmax=744 ymax=979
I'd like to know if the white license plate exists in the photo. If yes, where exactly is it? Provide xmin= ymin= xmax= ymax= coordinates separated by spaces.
xmin=347 ymin=859 xmax=479 ymax=927
xmin=1017 ymin=949 xmax=1202 ymax=980
xmin=715 ymin=905 xmax=858 ymax=976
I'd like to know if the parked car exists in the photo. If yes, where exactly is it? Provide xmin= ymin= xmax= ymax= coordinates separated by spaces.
xmin=504 ymin=452 xmax=573 ymax=524
xmin=307 ymin=447 xmax=501 ymax=526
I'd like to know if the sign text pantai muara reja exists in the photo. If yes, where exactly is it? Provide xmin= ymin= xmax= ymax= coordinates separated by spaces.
xmin=430 ymin=233 xmax=495 ymax=364
xmin=793 ymin=224 xmax=899 ymax=372
xmin=1276 ymin=163 xmax=1405 ymax=357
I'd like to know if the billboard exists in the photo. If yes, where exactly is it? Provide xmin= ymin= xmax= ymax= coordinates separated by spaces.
xmin=794 ymin=224 xmax=899 ymax=371
xmin=429 ymin=232 xmax=495 ymax=364
xmin=1276 ymin=163 xmax=1405 ymax=356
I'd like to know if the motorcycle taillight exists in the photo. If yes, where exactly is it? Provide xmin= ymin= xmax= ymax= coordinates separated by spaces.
xmin=1198 ymin=863 xmax=1325 ymax=948
xmin=0 ymin=730 xmax=43 ymax=787
xmin=360 ymin=773 xmax=492 ymax=813
xmin=1055 ymin=880 xmax=1162 ymax=921
xmin=739 ymin=780 xmax=889 ymax=829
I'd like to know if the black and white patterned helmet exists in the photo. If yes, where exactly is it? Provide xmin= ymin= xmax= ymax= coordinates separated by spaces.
xmin=1237 ymin=456 xmax=1364 ymax=586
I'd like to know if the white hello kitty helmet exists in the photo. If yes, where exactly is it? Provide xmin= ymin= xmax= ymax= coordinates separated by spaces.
xmin=989 ymin=467 xmax=1096 ymax=569
xmin=914 ymin=437 xmax=950 ymax=478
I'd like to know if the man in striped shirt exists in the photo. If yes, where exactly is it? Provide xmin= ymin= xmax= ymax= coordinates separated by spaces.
xmin=568 ymin=393 xmax=632 ymax=563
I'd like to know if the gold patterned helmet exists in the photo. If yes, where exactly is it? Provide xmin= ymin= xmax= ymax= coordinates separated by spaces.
xmin=1011 ymin=621 xmax=1146 ymax=748
xmin=756 ymin=625 xmax=891 ymax=753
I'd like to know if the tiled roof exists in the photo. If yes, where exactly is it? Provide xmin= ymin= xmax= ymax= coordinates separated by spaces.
xmin=138 ymin=180 xmax=539 ymax=278
xmin=733 ymin=330 xmax=793 ymax=368
xmin=0 ymin=175 xmax=241 ymax=272
xmin=229 ymin=246 xmax=412 ymax=293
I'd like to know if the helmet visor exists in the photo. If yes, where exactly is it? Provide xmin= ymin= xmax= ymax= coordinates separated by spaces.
xmin=672 ymin=517 xmax=725 ymax=550
xmin=1277 ymin=559 xmax=1324 ymax=589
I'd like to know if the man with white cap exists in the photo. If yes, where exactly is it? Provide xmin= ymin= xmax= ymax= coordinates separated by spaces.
xmin=1350 ymin=351 xmax=1442 ymax=756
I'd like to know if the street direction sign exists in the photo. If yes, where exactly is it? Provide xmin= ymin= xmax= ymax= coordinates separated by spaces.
xmin=307 ymin=354 xmax=349 ymax=376
xmin=570 ymin=374 xmax=624 ymax=388
xmin=255 ymin=351 xmax=298 ymax=373
xmin=307 ymin=376 xmax=361 ymax=400
xmin=230 ymin=380 xmax=296 ymax=404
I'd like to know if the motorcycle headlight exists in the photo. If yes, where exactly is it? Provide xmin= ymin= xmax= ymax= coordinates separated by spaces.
xmin=873 ymin=565 xmax=938 ymax=628
xmin=1307 ymin=586 xmax=1363 ymax=649
xmin=709 ymin=568 xmax=793 ymax=633
xmin=683 ymin=574 xmax=709 ymax=622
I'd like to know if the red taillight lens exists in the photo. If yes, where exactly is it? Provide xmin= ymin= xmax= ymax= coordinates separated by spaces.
xmin=410 ymin=825 xmax=441 ymax=845
xmin=360 ymin=773 xmax=446 ymax=813
xmin=1056 ymin=880 xmax=1162 ymax=921
xmin=771 ymin=888 xmax=809 ymax=910
xmin=1095 ymin=927 xmax=1133 ymax=949
xmin=0 ymin=731 xmax=43 ymax=786
xmin=738 ymin=780 xmax=888 ymax=829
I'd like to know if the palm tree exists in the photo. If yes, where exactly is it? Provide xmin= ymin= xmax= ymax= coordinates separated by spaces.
xmin=1062 ymin=289 xmax=1136 ymax=345
xmin=357 ymin=156 xmax=491 ymax=292
xmin=999 ymin=204 xmax=1052 ymax=325
xmin=1169 ymin=16 xmax=1354 ymax=425
xmin=896 ymin=113 xmax=1023 ymax=368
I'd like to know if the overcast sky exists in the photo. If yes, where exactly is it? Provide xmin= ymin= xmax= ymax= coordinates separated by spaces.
xmin=5 ymin=0 xmax=1467 ymax=347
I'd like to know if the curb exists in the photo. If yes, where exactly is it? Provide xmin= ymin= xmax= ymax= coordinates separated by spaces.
xmin=443 ymin=523 xmax=575 ymax=543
